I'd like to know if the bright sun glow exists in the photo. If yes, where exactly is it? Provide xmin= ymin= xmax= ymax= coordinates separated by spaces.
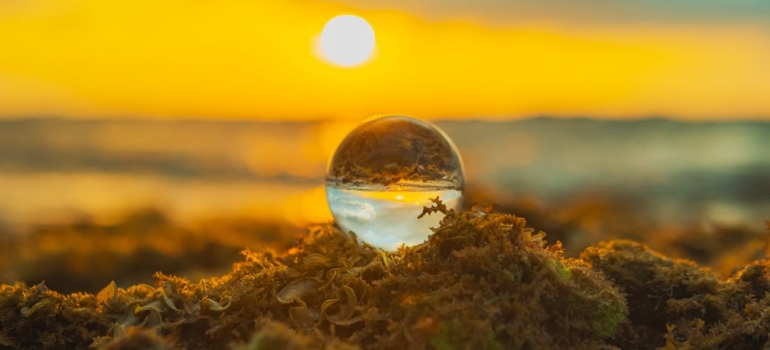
xmin=319 ymin=15 xmax=375 ymax=67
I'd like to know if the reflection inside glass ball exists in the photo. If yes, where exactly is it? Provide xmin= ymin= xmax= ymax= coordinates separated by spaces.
xmin=325 ymin=116 xmax=464 ymax=251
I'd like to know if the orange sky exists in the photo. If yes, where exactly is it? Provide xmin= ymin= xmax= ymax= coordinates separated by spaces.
xmin=1 ymin=0 xmax=769 ymax=120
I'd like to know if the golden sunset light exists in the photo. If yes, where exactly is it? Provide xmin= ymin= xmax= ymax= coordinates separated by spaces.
xmin=0 ymin=0 xmax=768 ymax=120
xmin=3 ymin=0 xmax=770 ymax=347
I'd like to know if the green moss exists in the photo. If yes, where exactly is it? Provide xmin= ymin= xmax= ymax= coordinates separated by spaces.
xmin=429 ymin=318 xmax=503 ymax=350
xmin=589 ymin=299 xmax=626 ymax=338
xmin=549 ymin=258 xmax=573 ymax=281
xmin=582 ymin=240 xmax=770 ymax=348
xmin=428 ymin=319 xmax=466 ymax=350
xmin=238 ymin=320 xmax=313 ymax=350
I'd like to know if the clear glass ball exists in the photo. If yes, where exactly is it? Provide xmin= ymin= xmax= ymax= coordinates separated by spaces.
xmin=325 ymin=116 xmax=464 ymax=250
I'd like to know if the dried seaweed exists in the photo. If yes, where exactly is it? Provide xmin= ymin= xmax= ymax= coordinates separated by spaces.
xmin=584 ymin=239 xmax=770 ymax=349
xmin=0 ymin=202 xmax=629 ymax=349
xmin=2 ymin=203 xmax=768 ymax=349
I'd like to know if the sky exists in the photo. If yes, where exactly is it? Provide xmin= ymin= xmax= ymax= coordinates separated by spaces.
xmin=0 ymin=0 xmax=769 ymax=121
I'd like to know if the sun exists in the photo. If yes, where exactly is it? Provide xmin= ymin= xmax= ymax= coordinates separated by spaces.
xmin=319 ymin=15 xmax=375 ymax=67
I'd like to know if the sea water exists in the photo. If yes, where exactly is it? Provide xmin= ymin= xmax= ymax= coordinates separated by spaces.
xmin=326 ymin=183 xmax=462 ymax=251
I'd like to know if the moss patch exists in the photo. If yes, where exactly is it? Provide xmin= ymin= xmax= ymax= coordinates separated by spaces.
xmin=0 ymin=202 xmax=628 ymax=349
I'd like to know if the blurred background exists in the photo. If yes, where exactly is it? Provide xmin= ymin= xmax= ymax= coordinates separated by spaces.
xmin=0 ymin=0 xmax=768 ymax=292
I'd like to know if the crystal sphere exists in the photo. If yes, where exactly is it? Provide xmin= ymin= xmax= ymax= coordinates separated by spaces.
xmin=325 ymin=115 xmax=464 ymax=250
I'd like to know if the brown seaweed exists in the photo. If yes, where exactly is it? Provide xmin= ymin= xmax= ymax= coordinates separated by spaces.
xmin=0 ymin=202 xmax=629 ymax=349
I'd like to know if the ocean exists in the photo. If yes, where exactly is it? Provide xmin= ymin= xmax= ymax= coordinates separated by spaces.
xmin=1 ymin=117 xmax=768 ymax=232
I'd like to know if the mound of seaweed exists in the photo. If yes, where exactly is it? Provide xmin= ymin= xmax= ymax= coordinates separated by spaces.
xmin=585 ymin=239 xmax=770 ymax=349
xmin=0 ymin=201 xmax=627 ymax=349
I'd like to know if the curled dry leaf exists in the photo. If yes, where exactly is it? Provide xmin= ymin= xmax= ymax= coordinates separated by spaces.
xmin=125 ymin=284 xmax=156 ymax=297
xmin=97 ymin=281 xmax=117 ymax=304
xmin=20 ymin=299 xmax=54 ymax=317
xmin=201 ymin=296 xmax=232 ymax=312
xmin=289 ymin=299 xmax=316 ymax=331
xmin=277 ymin=278 xmax=321 ymax=304
xmin=119 ymin=302 xmax=143 ymax=329
xmin=136 ymin=307 xmax=163 ymax=328
xmin=303 ymin=253 xmax=328 ymax=269
xmin=322 ymin=285 xmax=359 ymax=325
xmin=160 ymin=291 xmax=182 ymax=312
